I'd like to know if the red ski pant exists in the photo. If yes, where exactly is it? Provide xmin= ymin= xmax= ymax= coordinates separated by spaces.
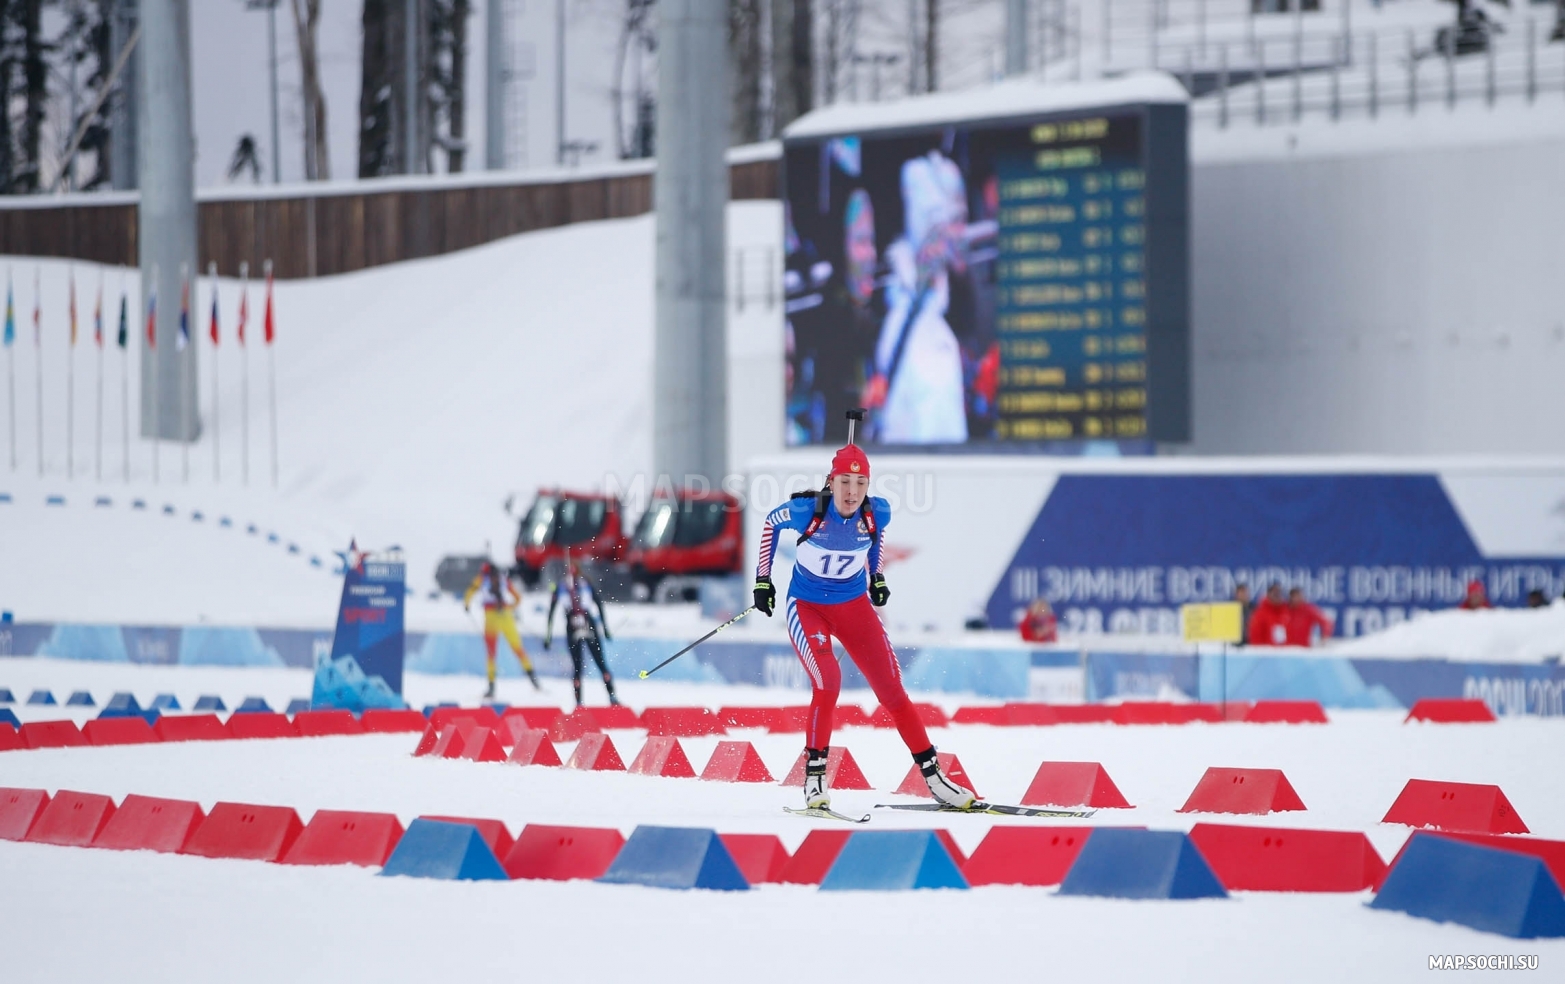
xmin=785 ymin=594 xmax=931 ymax=754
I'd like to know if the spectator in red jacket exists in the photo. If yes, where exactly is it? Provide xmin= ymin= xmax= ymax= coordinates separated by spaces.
xmin=1285 ymin=587 xmax=1334 ymax=647
xmin=1019 ymin=598 xmax=1059 ymax=643
xmin=1459 ymin=580 xmax=1492 ymax=610
xmin=1247 ymin=583 xmax=1290 ymax=646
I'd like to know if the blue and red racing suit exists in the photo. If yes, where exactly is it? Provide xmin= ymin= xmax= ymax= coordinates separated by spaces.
xmin=756 ymin=493 xmax=930 ymax=753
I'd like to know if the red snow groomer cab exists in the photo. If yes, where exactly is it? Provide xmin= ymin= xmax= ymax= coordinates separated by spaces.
xmin=625 ymin=488 xmax=744 ymax=598
xmin=513 ymin=490 xmax=628 ymax=587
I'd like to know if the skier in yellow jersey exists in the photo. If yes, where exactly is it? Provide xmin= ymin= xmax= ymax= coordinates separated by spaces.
xmin=464 ymin=561 xmax=541 ymax=699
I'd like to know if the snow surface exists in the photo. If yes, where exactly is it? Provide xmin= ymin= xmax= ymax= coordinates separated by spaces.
xmin=1331 ymin=600 xmax=1565 ymax=663
xmin=2 ymin=659 xmax=1563 ymax=982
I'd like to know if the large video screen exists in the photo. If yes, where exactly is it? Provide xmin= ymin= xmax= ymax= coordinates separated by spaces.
xmin=782 ymin=101 xmax=1188 ymax=450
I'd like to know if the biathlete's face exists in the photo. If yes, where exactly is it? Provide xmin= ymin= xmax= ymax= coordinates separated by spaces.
xmin=831 ymin=472 xmax=869 ymax=517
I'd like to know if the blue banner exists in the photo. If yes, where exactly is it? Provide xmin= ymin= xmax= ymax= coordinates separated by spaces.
xmin=987 ymin=474 xmax=1565 ymax=636
xmin=314 ymin=548 xmax=407 ymax=711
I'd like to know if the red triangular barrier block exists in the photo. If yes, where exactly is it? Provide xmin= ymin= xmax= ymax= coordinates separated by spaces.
xmin=780 ymin=747 xmax=872 ymax=790
xmin=361 ymin=709 xmax=429 ymax=733
xmin=1405 ymin=831 xmax=1565 ymax=891
xmin=294 ymin=709 xmax=365 ymax=736
xmin=700 ymin=741 xmax=774 ymax=783
xmin=1003 ymin=703 xmax=1061 ymax=725
xmin=505 ymin=824 xmax=625 ymax=881
xmin=423 ymin=724 xmax=468 ymax=758
xmin=892 ymin=753 xmax=982 ymax=800
xmin=767 ymin=706 xmax=810 ymax=733
xmin=1380 ymin=778 xmax=1528 ymax=834
xmin=1244 ymin=700 xmax=1328 ymax=724
xmin=20 ymin=719 xmax=87 ymax=749
xmin=226 ymin=712 xmax=299 ymax=739
xmin=551 ymin=706 xmax=605 ymax=742
xmin=1021 ymin=761 xmax=1134 ymax=809
xmin=181 ymin=802 xmax=305 ymax=861
xmin=1114 ymin=702 xmax=1224 ymax=725
xmin=585 ymin=705 xmax=642 ymax=730
xmin=1188 ymin=823 xmax=1387 ymax=892
xmin=82 ymin=716 xmax=161 ymax=745
xmin=777 ymin=829 xmax=853 ymax=884
xmin=640 ymin=707 xmax=726 ymax=737
xmin=1177 ymin=767 xmax=1308 ymax=815
xmin=430 ymin=706 xmax=500 ymax=732
xmin=718 ymin=833 xmax=791 ymax=883
xmin=627 ymin=736 xmax=696 ymax=778
xmin=1050 ymin=704 xmax=1119 ymax=723
xmin=281 ymin=810 xmax=405 ymax=867
xmin=834 ymin=705 xmax=873 ymax=728
xmin=459 ymin=726 xmax=509 ymax=763
xmin=717 ymin=707 xmax=782 ymax=730
xmin=412 ymin=724 xmax=442 ymax=756
xmin=952 ymin=706 xmax=1011 ymax=725
xmin=0 ymin=787 xmax=50 ymax=840
xmin=869 ymin=703 xmax=949 ymax=729
xmin=506 ymin=728 xmax=563 ymax=767
xmin=1404 ymin=698 xmax=1497 ymax=723
xmin=0 ymin=724 xmax=21 ymax=751
xmin=153 ymin=714 xmax=231 ymax=743
xmin=964 ymin=826 xmax=1095 ymax=886
xmin=91 ymin=795 xmax=205 ymax=853
xmin=419 ymin=815 xmax=515 ymax=859
xmin=503 ymin=707 xmax=566 ymax=735
xmin=25 ymin=790 xmax=117 ymax=847
xmin=565 ymin=732 xmax=625 ymax=771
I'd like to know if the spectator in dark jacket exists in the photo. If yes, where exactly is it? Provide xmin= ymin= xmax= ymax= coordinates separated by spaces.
xmin=1527 ymin=589 xmax=1549 ymax=609
xmin=1233 ymin=583 xmax=1254 ymax=646
xmin=1285 ymin=587 xmax=1334 ymax=647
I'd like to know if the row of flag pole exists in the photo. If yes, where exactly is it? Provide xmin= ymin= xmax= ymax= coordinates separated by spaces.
xmin=3 ymin=260 xmax=278 ymax=486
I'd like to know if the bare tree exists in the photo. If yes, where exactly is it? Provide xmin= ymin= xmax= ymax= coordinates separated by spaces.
xmin=924 ymin=0 xmax=937 ymax=92
xmin=729 ymin=0 xmax=761 ymax=145
xmin=771 ymin=0 xmax=811 ymax=132
xmin=0 ymin=0 xmax=49 ymax=193
xmin=610 ymin=0 xmax=655 ymax=159
xmin=290 ymin=0 xmax=329 ymax=180
xmin=358 ymin=0 xmax=401 ymax=177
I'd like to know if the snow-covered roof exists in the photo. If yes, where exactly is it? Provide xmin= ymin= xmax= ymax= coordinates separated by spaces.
xmin=783 ymin=71 xmax=1190 ymax=142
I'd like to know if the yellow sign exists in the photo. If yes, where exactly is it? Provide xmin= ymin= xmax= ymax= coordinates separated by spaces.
xmin=1181 ymin=602 xmax=1244 ymax=643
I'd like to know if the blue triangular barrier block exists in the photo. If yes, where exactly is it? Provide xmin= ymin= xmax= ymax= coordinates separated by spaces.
xmin=65 ymin=691 xmax=95 ymax=707
xmin=819 ymin=830 xmax=969 ymax=891
xmin=379 ymin=819 xmax=508 ymax=881
xmin=0 ymin=688 xmax=15 ymax=704
xmin=598 ymin=826 xmax=749 ymax=891
xmin=193 ymin=695 xmax=226 ymax=712
xmin=150 ymin=694 xmax=180 ymax=711
xmin=1371 ymin=833 xmax=1565 ymax=938
xmin=1 ymin=708 xmax=19 ymax=730
xmin=235 ymin=696 xmax=273 ymax=713
xmin=285 ymin=698 xmax=312 ymax=715
xmin=106 ymin=693 xmax=141 ymax=713
xmin=1058 ymin=829 xmax=1228 ymax=900
xmin=27 ymin=690 xmax=56 ymax=706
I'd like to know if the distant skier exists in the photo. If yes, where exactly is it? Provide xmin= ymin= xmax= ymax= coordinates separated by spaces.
xmin=752 ymin=421 xmax=977 ymax=812
xmin=463 ymin=561 xmax=541 ymax=699
xmin=544 ymin=557 xmax=620 ymax=707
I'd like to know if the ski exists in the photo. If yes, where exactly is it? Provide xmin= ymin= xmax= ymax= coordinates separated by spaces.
xmin=874 ymin=802 xmax=1096 ymax=819
xmin=784 ymin=806 xmax=871 ymax=824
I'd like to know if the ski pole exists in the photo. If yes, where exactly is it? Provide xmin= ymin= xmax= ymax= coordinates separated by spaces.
xmin=638 ymin=606 xmax=757 ymax=679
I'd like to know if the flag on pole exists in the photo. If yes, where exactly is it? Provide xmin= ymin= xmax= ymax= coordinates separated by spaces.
xmin=209 ymin=279 xmax=220 ymax=346
xmin=263 ymin=269 xmax=275 ymax=345
xmin=33 ymin=268 xmax=40 ymax=345
xmin=237 ymin=279 xmax=248 ymax=345
xmin=94 ymin=281 xmax=103 ymax=347
xmin=177 ymin=273 xmax=190 ymax=351
xmin=69 ymin=270 xmax=78 ymax=346
xmin=146 ymin=279 xmax=157 ymax=349
xmin=3 ymin=273 xmax=13 ymax=347
xmin=117 ymin=291 xmax=128 ymax=348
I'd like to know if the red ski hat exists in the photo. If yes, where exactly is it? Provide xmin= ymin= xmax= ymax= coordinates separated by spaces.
xmin=830 ymin=444 xmax=870 ymax=479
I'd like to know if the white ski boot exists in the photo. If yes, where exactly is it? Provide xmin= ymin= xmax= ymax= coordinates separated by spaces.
xmin=803 ymin=748 xmax=831 ymax=809
xmin=917 ymin=749 xmax=978 ymax=810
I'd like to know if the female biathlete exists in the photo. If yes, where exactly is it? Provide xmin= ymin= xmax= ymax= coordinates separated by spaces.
xmin=543 ymin=557 xmax=620 ymax=707
xmin=463 ymin=561 xmax=541 ymax=699
xmin=753 ymin=439 xmax=977 ymax=811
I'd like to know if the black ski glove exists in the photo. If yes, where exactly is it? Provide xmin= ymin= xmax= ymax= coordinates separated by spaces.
xmin=869 ymin=573 xmax=891 ymax=607
xmin=753 ymin=577 xmax=776 ymax=616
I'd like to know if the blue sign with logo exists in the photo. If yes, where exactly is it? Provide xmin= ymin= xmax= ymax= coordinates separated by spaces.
xmin=986 ymin=474 xmax=1565 ymax=637
xmin=314 ymin=545 xmax=407 ymax=711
